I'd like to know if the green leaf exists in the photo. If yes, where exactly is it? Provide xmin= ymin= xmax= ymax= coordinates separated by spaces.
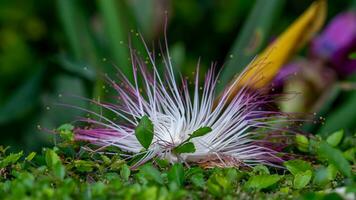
xmin=0 ymin=151 xmax=23 ymax=168
xmin=313 ymin=166 xmax=329 ymax=186
xmin=53 ymin=162 xmax=66 ymax=180
xmin=244 ymin=174 xmax=281 ymax=191
xmin=326 ymin=164 xmax=338 ymax=181
xmin=57 ymin=123 xmax=75 ymax=142
xmin=45 ymin=149 xmax=65 ymax=179
xmin=74 ymin=160 xmax=95 ymax=172
xmin=317 ymin=142 xmax=351 ymax=177
xmin=173 ymin=142 xmax=196 ymax=154
xmin=189 ymin=127 xmax=212 ymax=139
xmin=139 ymin=164 xmax=163 ymax=185
xmin=326 ymin=129 xmax=344 ymax=147
xmin=120 ymin=164 xmax=130 ymax=181
xmin=25 ymin=152 xmax=36 ymax=162
xmin=295 ymin=134 xmax=309 ymax=152
xmin=293 ymin=170 xmax=312 ymax=189
xmin=45 ymin=149 xmax=61 ymax=169
xmin=206 ymin=172 xmax=232 ymax=197
xmin=343 ymin=147 xmax=356 ymax=162
xmin=167 ymin=163 xmax=185 ymax=187
xmin=252 ymin=164 xmax=270 ymax=175
xmin=190 ymin=173 xmax=205 ymax=188
xmin=284 ymin=159 xmax=312 ymax=176
xmin=135 ymin=115 xmax=154 ymax=149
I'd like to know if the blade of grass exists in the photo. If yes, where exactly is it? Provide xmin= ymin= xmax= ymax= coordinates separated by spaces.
xmin=56 ymin=0 xmax=100 ymax=66
xmin=97 ymin=0 xmax=131 ymax=80
xmin=217 ymin=0 xmax=285 ymax=92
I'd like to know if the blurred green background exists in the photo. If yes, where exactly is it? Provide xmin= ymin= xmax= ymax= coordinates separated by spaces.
xmin=0 ymin=0 xmax=355 ymax=152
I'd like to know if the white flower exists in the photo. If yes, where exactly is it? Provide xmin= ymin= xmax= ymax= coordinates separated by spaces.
xmin=75 ymin=38 xmax=298 ymax=168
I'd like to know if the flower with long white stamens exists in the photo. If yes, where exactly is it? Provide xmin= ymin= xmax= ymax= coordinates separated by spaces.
xmin=74 ymin=37 xmax=300 ymax=168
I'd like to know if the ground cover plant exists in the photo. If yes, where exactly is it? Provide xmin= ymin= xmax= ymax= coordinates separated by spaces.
xmin=0 ymin=125 xmax=355 ymax=199
xmin=0 ymin=0 xmax=356 ymax=199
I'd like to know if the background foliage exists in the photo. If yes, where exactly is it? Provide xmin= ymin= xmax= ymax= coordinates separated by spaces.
xmin=0 ymin=0 xmax=355 ymax=152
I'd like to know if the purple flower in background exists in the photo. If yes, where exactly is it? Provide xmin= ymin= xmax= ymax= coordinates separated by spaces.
xmin=311 ymin=11 xmax=356 ymax=75
xmin=73 ymin=37 xmax=300 ymax=168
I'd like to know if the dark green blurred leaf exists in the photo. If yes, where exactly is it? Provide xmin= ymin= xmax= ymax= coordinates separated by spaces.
xmin=318 ymin=91 xmax=356 ymax=136
xmin=190 ymin=173 xmax=205 ymax=188
xmin=128 ymin=0 xmax=155 ymax=39
xmin=218 ymin=0 xmax=284 ymax=91
xmin=57 ymin=0 xmax=99 ymax=65
xmin=317 ymin=142 xmax=351 ymax=177
xmin=97 ymin=0 xmax=131 ymax=78
xmin=139 ymin=164 xmax=163 ymax=185
xmin=303 ymin=84 xmax=341 ymax=133
xmin=167 ymin=163 xmax=185 ymax=187
xmin=135 ymin=115 xmax=154 ymax=149
xmin=57 ymin=55 xmax=96 ymax=81
xmin=0 ymin=69 xmax=42 ymax=124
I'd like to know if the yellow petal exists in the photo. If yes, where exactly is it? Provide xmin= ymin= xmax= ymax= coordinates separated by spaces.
xmin=221 ymin=0 xmax=326 ymax=102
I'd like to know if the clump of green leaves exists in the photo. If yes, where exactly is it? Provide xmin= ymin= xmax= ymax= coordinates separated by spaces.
xmin=0 ymin=126 xmax=354 ymax=199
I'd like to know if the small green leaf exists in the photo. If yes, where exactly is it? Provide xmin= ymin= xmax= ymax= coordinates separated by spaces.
xmin=139 ymin=164 xmax=163 ymax=185
xmin=173 ymin=142 xmax=196 ymax=154
xmin=317 ymin=142 xmax=351 ymax=177
xmin=326 ymin=129 xmax=344 ymax=147
xmin=296 ymin=134 xmax=309 ymax=152
xmin=135 ymin=115 xmax=154 ymax=149
xmin=45 ymin=149 xmax=65 ymax=179
xmin=313 ymin=166 xmax=329 ymax=186
xmin=326 ymin=164 xmax=338 ymax=181
xmin=343 ymin=147 xmax=356 ymax=162
xmin=189 ymin=127 xmax=212 ymax=139
xmin=190 ymin=173 xmax=205 ymax=188
xmin=0 ymin=151 xmax=23 ymax=168
xmin=252 ymin=164 xmax=270 ymax=175
xmin=167 ymin=163 xmax=185 ymax=187
xmin=57 ymin=123 xmax=75 ymax=141
xmin=120 ymin=164 xmax=130 ymax=181
xmin=284 ymin=159 xmax=312 ymax=175
xmin=293 ymin=170 xmax=312 ymax=189
xmin=74 ymin=160 xmax=95 ymax=172
xmin=45 ymin=149 xmax=61 ymax=169
xmin=244 ymin=174 xmax=281 ymax=191
xmin=25 ymin=152 xmax=36 ymax=162
xmin=53 ymin=162 xmax=66 ymax=180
